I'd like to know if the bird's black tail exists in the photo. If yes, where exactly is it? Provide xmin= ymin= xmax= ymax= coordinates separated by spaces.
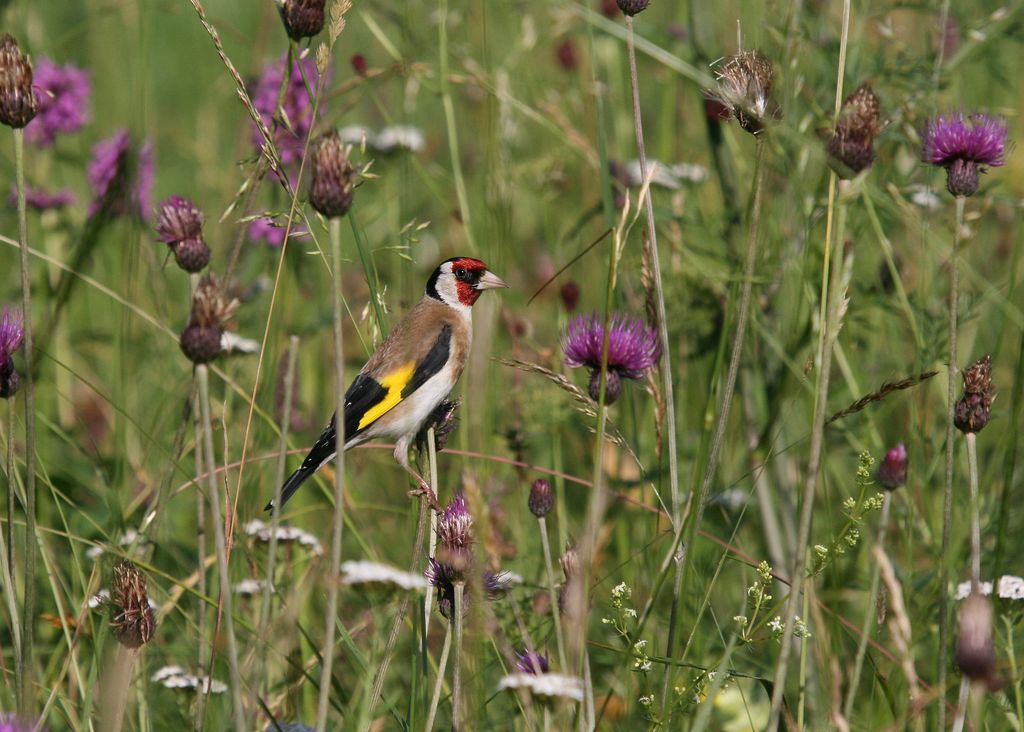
xmin=264 ymin=417 xmax=339 ymax=511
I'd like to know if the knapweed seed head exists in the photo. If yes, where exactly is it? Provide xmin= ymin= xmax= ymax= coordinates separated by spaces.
xmin=922 ymin=113 xmax=1008 ymax=197
xmin=110 ymin=560 xmax=156 ymax=649
xmin=515 ymin=650 xmax=550 ymax=675
xmin=956 ymin=591 xmax=998 ymax=687
xmin=156 ymin=196 xmax=209 ymax=273
xmin=616 ymin=0 xmax=650 ymax=16
xmin=309 ymin=129 xmax=356 ymax=218
xmin=25 ymin=58 xmax=89 ymax=146
xmin=180 ymin=273 xmax=238 ymax=364
xmin=276 ymin=0 xmax=326 ymax=41
xmin=528 ymin=478 xmax=554 ymax=518
xmin=415 ymin=398 xmax=460 ymax=454
xmin=0 ymin=35 xmax=38 ymax=129
xmin=709 ymin=50 xmax=775 ymax=135
xmin=827 ymin=83 xmax=883 ymax=176
xmin=954 ymin=355 xmax=995 ymax=434
xmin=0 ymin=305 xmax=24 ymax=399
xmin=563 ymin=312 xmax=661 ymax=404
xmin=425 ymin=558 xmax=509 ymax=620
xmin=87 ymin=130 xmax=154 ymax=220
xmin=876 ymin=443 xmax=907 ymax=490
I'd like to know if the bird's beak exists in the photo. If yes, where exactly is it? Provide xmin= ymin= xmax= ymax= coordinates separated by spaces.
xmin=475 ymin=270 xmax=509 ymax=290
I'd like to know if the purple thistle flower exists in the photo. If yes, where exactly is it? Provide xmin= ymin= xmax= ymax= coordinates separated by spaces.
xmin=528 ymin=478 xmax=554 ymax=518
xmin=563 ymin=312 xmax=661 ymax=404
xmin=9 ymin=185 xmax=74 ymax=211
xmin=87 ymin=129 xmax=154 ymax=220
xmin=876 ymin=443 xmax=907 ymax=491
xmin=155 ymin=195 xmax=203 ymax=243
xmin=0 ymin=305 xmax=24 ymax=399
xmin=250 ymin=54 xmax=326 ymax=169
xmin=921 ymin=113 xmax=1009 ymax=197
xmin=515 ymin=650 xmax=550 ymax=675
xmin=0 ymin=714 xmax=41 ymax=732
xmin=24 ymin=58 xmax=89 ymax=147
xmin=425 ymin=558 xmax=510 ymax=620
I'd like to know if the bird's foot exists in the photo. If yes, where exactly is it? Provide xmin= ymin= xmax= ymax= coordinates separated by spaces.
xmin=408 ymin=482 xmax=442 ymax=512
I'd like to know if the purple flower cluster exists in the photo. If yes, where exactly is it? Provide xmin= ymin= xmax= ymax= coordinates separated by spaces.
xmin=24 ymin=58 xmax=89 ymax=147
xmin=424 ymin=494 xmax=511 ymax=620
xmin=563 ymin=312 xmax=661 ymax=404
xmin=87 ymin=129 xmax=154 ymax=220
xmin=876 ymin=443 xmax=907 ymax=491
xmin=247 ymin=215 xmax=308 ymax=247
xmin=8 ymin=185 xmax=75 ymax=211
xmin=250 ymin=54 xmax=325 ymax=168
xmin=0 ymin=306 xmax=25 ymax=399
xmin=515 ymin=650 xmax=550 ymax=675
xmin=921 ymin=113 xmax=1009 ymax=197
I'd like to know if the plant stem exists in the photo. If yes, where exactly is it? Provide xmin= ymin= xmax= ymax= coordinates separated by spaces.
xmin=424 ymin=623 xmax=452 ymax=732
xmin=767 ymin=176 xmax=850 ymax=730
xmin=437 ymin=0 xmax=475 ymax=253
xmin=257 ymin=334 xmax=300 ymax=697
xmin=843 ymin=493 xmax=893 ymax=720
xmin=0 ymin=400 xmax=22 ymax=695
xmin=539 ymin=516 xmax=568 ymax=672
xmin=363 ymin=496 xmax=431 ymax=729
xmin=951 ymin=678 xmax=970 ymax=732
xmin=453 ymin=581 xmax=465 ymax=729
xmin=192 ymin=380 xmax=207 ymax=732
xmin=623 ymin=14 xmax=680 ymax=529
xmin=196 ymin=364 xmax=246 ymax=732
xmin=938 ymin=194 xmax=966 ymax=726
xmin=423 ymin=428 xmax=440 ymax=640
xmin=316 ymin=217 xmax=347 ymax=732
xmin=966 ymin=432 xmax=980 ymax=588
xmin=13 ymin=127 xmax=38 ymax=718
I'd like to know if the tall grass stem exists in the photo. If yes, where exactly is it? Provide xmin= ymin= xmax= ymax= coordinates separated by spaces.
xmin=453 ymin=581 xmax=465 ymax=729
xmin=316 ymin=217 xmax=348 ymax=732
xmin=767 ymin=177 xmax=851 ymax=729
xmin=13 ymin=127 xmax=38 ymax=717
xmin=938 ymin=194 xmax=966 ymax=724
xmin=257 ymin=334 xmax=300 ymax=696
xmin=196 ymin=364 xmax=246 ymax=732
xmin=539 ymin=516 xmax=568 ymax=672
xmin=424 ymin=622 xmax=452 ymax=732
xmin=966 ymin=432 xmax=980 ymax=587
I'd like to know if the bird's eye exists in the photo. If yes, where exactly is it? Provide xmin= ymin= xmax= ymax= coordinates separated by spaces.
xmin=455 ymin=267 xmax=467 ymax=279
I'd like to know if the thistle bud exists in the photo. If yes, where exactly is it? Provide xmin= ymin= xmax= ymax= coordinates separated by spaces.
xmin=826 ymin=83 xmax=883 ymax=177
xmin=0 ymin=35 xmax=38 ymax=129
xmin=875 ymin=443 xmax=907 ymax=491
xmin=309 ymin=129 xmax=356 ymax=219
xmin=180 ymin=273 xmax=238 ymax=364
xmin=956 ymin=591 xmax=997 ymax=687
xmin=529 ymin=478 xmax=554 ymax=518
xmin=0 ymin=306 xmax=24 ymax=400
xmin=954 ymin=355 xmax=995 ymax=434
xmin=156 ymin=196 xmax=210 ymax=273
xmin=616 ymin=0 xmax=650 ymax=16
xmin=110 ymin=560 xmax=156 ymax=649
xmin=276 ymin=0 xmax=326 ymax=42
xmin=709 ymin=50 xmax=776 ymax=135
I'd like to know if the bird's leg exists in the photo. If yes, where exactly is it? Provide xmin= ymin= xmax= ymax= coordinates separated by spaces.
xmin=396 ymin=443 xmax=441 ymax=512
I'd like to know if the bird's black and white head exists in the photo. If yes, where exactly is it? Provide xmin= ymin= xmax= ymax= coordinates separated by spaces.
xmin=426 ymin=257 xmax=508 ymax=310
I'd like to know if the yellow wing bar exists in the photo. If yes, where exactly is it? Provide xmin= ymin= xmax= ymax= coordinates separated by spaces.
xmin=357 ymin=362 xmax=415 ymax=430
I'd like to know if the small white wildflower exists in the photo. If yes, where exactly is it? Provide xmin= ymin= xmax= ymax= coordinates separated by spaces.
xmin=635 ymin=659 xmax=653 ymax=672
xmin=639 ymin=693 xmax=654 ymax=707
xmin=602 ymin=617 xmax=613 ymax=625
xmin=814 ymin=544 xmax=829 ymax=559
xmin=375 ymin=125 xmax=426 ymax=153
xmin=612 ymin=582 xmax=630 ymax=600
xmin=633 ymin=639 xmax=648 ymax=652
xmin=497 ymin=673 xmax=584 ymax=701
xmin=244 ymin=519 xmax=323 ymax=555
xmin=794 ymin=616 xmax=811 ymax=639
xmin=623 ymin=608 xmax=638 ymax=619
xmin=151 ymin=665 xmax=189 ymax=683
xmin=220 ymin=331 xmax=260 ymax=354
xmin=998 ymin=575 xmax=1024 ymax=600
xmin=233 ymin=579 xmax=266 ymax=596
xmin=340 ymin=560 xmax=428 ymax=591
xmin=842 ymin=497 xmax=856 ymax=511
xmin=707 ymin=671 xmax=717 ymax=682
xmin=768 ymin=616 xmax=783 ymax=635
xmin=733 ymin=615 xmax=748 ymax=626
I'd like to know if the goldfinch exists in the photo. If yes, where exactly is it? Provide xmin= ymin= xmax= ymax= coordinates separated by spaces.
xmin=266 ymin=257 xmax=508 ymax=510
